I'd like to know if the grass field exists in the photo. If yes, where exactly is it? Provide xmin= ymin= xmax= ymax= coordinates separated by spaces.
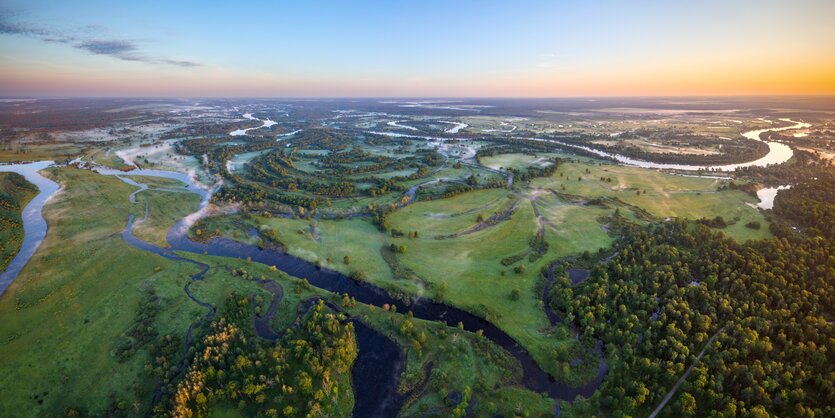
xmin=246 ymin=157 xmax=770 ymax=383
xmin=125 ymin=175 xmax=190 ymax=190
xmin=535 ymin=192 xmax=616 ymax=256
xmin=258 ymin=216 xmax=398 ymax=286
xmin=530 ymin=160 xmax=771 ymax=241
xmin=0 ymin=168 xmax=329 ymax=416
xmin=387 ymin=193 xmax=596 ymax=380
xmin=246 ymin=188 xmax=608 ymax=384
xmin=0 ymin=150 xmax=771 ymax=414
xmin=0 ymin=172 xmax=38 ymax=271
xmin=213 ymin=154 xmax=772 ymax=391
xmin=389 ymin=188 xmax=511 ymax=237
xmin=132 ymin=188 xmax=201 ymax=247
xmin=480 ymin=152 xmax=568 ymax=171
xmin=0 ymin=168 xmax=203 ymax=416
xmin=83 ymin=146 xmax=132 ymax=169
xmin=0 ymin=142 xmax=84 ymax=163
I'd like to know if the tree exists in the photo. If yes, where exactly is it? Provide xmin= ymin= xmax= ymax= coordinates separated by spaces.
xmin=678 ymin=392 xmax=696 ymax=416
xmin=452 ymin=386 xmax=471 ymax=417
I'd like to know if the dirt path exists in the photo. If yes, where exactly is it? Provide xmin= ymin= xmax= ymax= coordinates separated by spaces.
xmin=648 ymin=326 xmax=726 ymax=418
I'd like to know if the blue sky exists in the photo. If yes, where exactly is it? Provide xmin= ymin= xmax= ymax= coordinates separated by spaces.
xmin=1 ymin=0 xmax=833 ymax=96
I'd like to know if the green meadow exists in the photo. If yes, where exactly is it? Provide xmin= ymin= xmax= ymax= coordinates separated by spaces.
xmin=0 ymin=166 xmax=556 ymax=416
xmin=530 ymin=160 xmax=770 ymax=241
xmin=0 ymin=168 xmax=201 ymax=416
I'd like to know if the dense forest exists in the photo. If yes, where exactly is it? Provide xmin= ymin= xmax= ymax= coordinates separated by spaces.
xmin=551 ymin=170 xmax=835 ymax=417
xmin=157 ymin=296 xmax=357 ymax=417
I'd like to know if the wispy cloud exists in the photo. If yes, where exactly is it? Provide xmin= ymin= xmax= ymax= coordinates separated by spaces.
xmin=159 ymin=59 xmax=201 ymax=68
xmin=535 ymin=52 xmax=565 ymax=70
xmin=78 ymin=40 xmax=137 ymax=57
xmin=0 ymin=15 xmax=200 ymax=67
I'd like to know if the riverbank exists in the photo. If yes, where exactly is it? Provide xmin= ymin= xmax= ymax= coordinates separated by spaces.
xmin=0 ymin=162 xmax=61 ymax=294
xmin=0 ymin=172 xmax=38 ymax=274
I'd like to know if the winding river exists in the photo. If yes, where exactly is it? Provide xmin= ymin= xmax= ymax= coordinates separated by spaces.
xmin=0 ymin=161 xmax=60 ymax=294
xmin=230 ymin=113 xmax=278 ymax=136
xmin=0 ymin=115 xmax=812 ymax=412
xmin=525 ymin=118 xmax=811 ymax=171
xmin=99 ymin=170 xmax=604 ymax=413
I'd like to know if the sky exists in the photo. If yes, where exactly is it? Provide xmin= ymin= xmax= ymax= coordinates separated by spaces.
xmin=1 ymin=0 xmax=834 ymax=97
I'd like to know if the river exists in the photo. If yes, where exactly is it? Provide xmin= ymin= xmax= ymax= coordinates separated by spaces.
xmin=523 ymin=119 xmax=811 ymax=171
xmin=230 ymin=113 xmax=278 ymax=136
xmin=0 ymin=161 xmax=61 ymax=294
xmin=755 ymin=185 xmax=791 ymax=210
xmin=108 ymin=170 xmax=608 ymax=412
xmin=0 ymin=161 xmax=606 ymax=413
xmin=0 ymin=116 xmax=810 ymax=411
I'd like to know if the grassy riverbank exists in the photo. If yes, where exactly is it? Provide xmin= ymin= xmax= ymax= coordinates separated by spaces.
xmin=204 ymin=157 xmax=775 ymax=390
xmin=0 ymin=166 xmax=554 ymax=416
xmin=179 ymin=251 xmax=557 ymax=417
xmin=132 ymin=188 xmax=201 ymax=247
xmin=0 ymin=168 xmax=203 ymax=416
xmin=0 ymin=172 xmax=38 ymax=271
xmin=207 ymin=188 xmax=609 ymax=386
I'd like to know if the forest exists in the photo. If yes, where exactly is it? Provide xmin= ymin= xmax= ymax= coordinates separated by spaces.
xmin=158 ymin=296 xmax=358 ymax=417
xmin=550 ymin=169 xmax=835 ymax=417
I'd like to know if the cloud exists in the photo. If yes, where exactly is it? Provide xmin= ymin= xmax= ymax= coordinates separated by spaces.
xmin=535 ymin=52 xmax=566 ymax=70
xmin=77 ymin=39 xmax=142 ymax=62
xmin=78 ymin=40 xmax=137 ymax=56
xmin=160 ymin=59 xmax=202 ymax=68
xmin=0 ymin=15 xmax=200 ymax=67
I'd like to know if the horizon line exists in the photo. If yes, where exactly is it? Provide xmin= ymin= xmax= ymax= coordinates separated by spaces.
xmin=4 ymin=94 xmax=835 ymax=100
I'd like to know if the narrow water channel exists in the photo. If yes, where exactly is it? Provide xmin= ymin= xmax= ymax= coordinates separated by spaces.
xmin=0 ymin=161 xmax=60 ymax=294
